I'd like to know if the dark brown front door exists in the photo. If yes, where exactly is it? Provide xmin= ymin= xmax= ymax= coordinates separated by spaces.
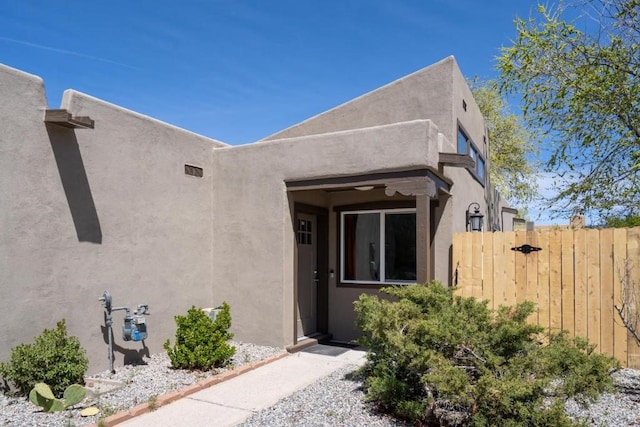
xmin=296 ymin=213 xmax=317 ymax=338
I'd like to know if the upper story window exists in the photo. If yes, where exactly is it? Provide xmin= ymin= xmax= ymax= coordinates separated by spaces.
xmin=457 ymin=126 xmax=486 ymax=183
xmin=477 ymin=156 xmax=485 ymax=181
xmin=457 ymin=128 xmax=468 ymax=154
xmin=340 ymin=209 xmax=416 ymax=285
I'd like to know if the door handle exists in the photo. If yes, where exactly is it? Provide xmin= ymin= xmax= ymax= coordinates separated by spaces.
xmin=313 ymin=269 xmax=319 ymax=284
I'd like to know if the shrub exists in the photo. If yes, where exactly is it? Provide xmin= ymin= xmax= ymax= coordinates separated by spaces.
xmin=0 ymin=319 xmax=88 ymax=397
xmin=163 ymin=303 xmax=236 ymax=370
xmin=355 ymin=282 xmax=618 ymax=426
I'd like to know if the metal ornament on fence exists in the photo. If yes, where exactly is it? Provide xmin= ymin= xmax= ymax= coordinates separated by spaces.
xmin=511 ymin=244 xmax=542 ymax=255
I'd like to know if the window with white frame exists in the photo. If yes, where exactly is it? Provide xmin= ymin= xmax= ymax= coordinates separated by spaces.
xmin=457 ymin=126 xmax=486 ymax=183
xmin=340 ymin=209 xmax=416 ymax=284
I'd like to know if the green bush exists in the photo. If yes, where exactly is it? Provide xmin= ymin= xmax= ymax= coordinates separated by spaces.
xmin=355 ymin=282 xmax=618 ymax=426
xmin=0 ymin=319 xmax=88 ymax=397
xmin=163 ymin=303 xmax=236 ymax=370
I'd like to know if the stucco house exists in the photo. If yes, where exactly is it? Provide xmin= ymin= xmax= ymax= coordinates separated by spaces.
xmin=0 ymin=56 xmax=516 ymax=372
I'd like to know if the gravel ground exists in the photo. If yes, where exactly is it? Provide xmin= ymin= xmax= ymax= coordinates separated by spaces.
xmin=239 ymin=362 xmax=410 ymax=427
xmin=565 ymin=391 xmax=640 ymax=426
xmin=240 ymin=365 xmax=640 ymax=427
xmin=564 ymin=369 xmax=640 ymax=426
xmin=3 ymin=346 xmax=640 ymax=427
xmin=0 ymin=342 xmax=283 ymax=427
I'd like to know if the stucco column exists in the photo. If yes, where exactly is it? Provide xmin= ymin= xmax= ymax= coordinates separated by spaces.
xmin=416 ymin=194 xmax=431 ymax=284
xmin=385 ymin=177 xmax=435 ymax=285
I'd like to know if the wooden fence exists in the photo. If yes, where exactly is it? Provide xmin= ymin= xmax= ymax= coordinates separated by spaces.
xmin=452 ymin=227 xmax=640 ymax=368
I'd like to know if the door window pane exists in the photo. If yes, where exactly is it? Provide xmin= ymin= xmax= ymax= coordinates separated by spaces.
xmin=297 ymin=219 xmax=312 ymax=245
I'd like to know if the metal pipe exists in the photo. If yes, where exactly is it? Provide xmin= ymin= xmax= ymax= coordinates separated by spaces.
xmin=99 ymin=290 xmax=147 ymax=373
xmin=105 ymin=312 xmax=114 ymax=374
xmin=99 ymin=291 xmax=127 ymax=374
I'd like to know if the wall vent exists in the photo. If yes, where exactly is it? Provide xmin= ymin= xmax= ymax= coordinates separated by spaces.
xmin=184 ymin=164 xmax=203 ymax=178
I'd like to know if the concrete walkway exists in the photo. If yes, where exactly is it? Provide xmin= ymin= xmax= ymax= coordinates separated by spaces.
xmin=117 ymin=345 xmax=366 ymax=427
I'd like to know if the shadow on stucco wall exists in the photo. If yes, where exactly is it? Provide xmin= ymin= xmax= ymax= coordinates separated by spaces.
xmin=46 ymin=124 xmax=102 ymax=243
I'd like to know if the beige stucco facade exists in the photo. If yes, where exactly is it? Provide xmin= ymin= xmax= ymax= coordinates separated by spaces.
xmin=0 ymin=65 xmax=225 ymax=372
xmin=0 ymin=56 xmax=516 ymax=372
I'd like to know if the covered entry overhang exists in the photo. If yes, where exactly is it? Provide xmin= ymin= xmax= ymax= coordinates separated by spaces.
xmin=287 ymin=168 xmax=451 ymax=284
xmin=286 ymin=168 xmax=452 ymax=346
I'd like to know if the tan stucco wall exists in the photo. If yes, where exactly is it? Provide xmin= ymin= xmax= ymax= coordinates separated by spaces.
xmin=262 ymin=56 xmax=457 ymax=144
xmin=1 ymin=55 xmax=505 ymax=368
xmin=261 ymin=54 xmax=491 ymax=250
xmin=211 ymin=120 xmax=442 ymax=347
xmin=254 ymin=56 xmax=493 ymax=341
xmin=0 ymin=64 xmax=224 ymax=373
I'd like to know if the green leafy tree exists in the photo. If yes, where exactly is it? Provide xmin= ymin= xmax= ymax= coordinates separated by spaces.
xmin=469 ymin=78 xmax=540 ymax=207
xmin=604 ymin=214 xmax=640 ymax=228
xmin=497 ymin=0 xmax=640 ymax=218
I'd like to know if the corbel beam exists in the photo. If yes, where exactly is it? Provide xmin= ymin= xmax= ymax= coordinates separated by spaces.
xmin=385 ymin=176 xmax=436 ymax=198
xmin=438 ymin=152 xmax=474 ymax=169
xmin=45 ymin=109 xmax=95 ymax=129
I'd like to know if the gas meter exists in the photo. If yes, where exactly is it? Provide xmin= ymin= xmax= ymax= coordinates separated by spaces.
xmin=122 ymin=304 xmax=149 ymax=342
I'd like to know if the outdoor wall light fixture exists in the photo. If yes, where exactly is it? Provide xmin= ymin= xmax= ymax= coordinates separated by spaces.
xmin=354 ymin=185 xmax=374 ymax=191
xmin=466 ymin=202 xmax=484 ymax=232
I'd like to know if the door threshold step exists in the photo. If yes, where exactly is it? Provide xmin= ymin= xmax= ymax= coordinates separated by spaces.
xmin=286 ymin=333 xmax=332 ymax=353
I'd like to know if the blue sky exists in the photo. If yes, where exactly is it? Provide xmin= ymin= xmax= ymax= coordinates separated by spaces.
xmin=2 ymin=0 xmax=563 ymax=222
xmin=1 ymin=1 xmax=543 ymax=144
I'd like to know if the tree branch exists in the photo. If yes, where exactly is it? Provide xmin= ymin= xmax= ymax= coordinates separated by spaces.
xmin=458 ymin=344 xmax=487 ymax=364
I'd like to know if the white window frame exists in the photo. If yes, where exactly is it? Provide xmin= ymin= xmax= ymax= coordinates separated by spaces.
xmin=340 ymin=208 xmax=416 ymax=285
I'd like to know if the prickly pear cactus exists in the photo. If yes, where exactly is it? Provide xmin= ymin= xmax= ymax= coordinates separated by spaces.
xmin=48 ymin=398 xmax=66 ymax=412
xmin=62 ymin=384 xmax=86 ymax=407
xmin=29 ymin=383 xmax=56 ymax=411
xmin=29 ymin=382 xmax=86 ymax=412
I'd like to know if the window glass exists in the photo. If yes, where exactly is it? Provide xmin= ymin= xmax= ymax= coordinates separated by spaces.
xmin=297 ymin=219 xmax=312 ymax=245
xmin=341 ymin=210 xmax=416 ymax=284
xmin=477 ymin=156 xmax=485 ymax=180
xmin=343 ymin=213 xmax=380 ymax=281
xmin=458 ymin=127 xmax=486 ymax=184
xmin=457 ymin=128 xmax=468 ymax=154
xmin=384 ymin=213 xmax=417 ymax=282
